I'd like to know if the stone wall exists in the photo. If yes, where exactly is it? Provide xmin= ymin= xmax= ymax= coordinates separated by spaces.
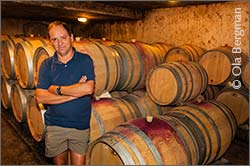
xmin=94 ymin=1 xmax=248 ymax=53
xmin=1 ymin=19 xmax=49 ymax=37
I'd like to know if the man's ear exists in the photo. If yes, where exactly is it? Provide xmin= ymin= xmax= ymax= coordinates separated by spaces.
xmin=70 ymin=34 xmax=74 ymax=42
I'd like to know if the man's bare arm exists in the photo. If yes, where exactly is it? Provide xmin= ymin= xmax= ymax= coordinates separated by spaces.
xmin=35 ymin=88 xmax=78 ymax=105
xmin=49 ymin=80 xmax=94 ymax=98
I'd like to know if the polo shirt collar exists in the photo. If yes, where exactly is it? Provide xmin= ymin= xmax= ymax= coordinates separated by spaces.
xmin=52 ymin=47 xmax=78 ymax=64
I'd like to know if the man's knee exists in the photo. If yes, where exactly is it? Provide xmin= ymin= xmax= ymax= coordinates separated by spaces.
xmin=53 ymin=150 xmax=68 ymax=165
xmin=70 ymin=150 xmax=86 ymax=165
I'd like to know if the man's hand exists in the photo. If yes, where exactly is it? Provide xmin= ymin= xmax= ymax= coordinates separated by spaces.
xmin=46 ymin=75 xmax=94 ymax=98
xmin=48 ymin=85 xmax=57 ymax=95
xmin=48 ymin=75 xmax=87 ymax=94
xmin=79 ymin=75 xmax=87 ymax=83
xmin=35 ymin=88 xmax=78 ymax=105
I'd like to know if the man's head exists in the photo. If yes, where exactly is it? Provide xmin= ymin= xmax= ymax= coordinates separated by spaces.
xmin=48 ymin=21 xmax=74 ymax=57
xmin=48 ymin=21 xmax=72 ymax=38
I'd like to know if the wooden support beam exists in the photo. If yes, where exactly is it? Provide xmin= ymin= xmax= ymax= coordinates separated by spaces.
xmin=12 ymin=1 xmax=143 ymax=20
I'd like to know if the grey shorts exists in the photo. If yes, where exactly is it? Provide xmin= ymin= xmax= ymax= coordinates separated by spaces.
xmin=45 ymin=125 xmax=90 ymax=157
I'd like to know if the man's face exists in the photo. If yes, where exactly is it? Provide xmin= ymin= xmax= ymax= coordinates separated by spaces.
xmin=49 ymin=25 xmax=73 ymax=57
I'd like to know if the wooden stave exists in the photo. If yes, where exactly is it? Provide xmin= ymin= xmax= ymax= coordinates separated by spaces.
xmin=10 ymin=83 xmax=34 ymax=123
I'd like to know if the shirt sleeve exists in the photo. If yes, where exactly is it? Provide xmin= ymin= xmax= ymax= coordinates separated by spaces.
xmin=36 ymin=60 xmax=51 ymax=89
xmin=85 ymin=55 xmax=95 ymax=81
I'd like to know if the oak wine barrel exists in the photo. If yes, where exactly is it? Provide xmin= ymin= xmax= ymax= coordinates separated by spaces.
xmin=33 ymin=45 xmax=55 ymax=86
xmin=94 ymin=38 xmax=116 ymax=46
xmin=26 ymin=95 xmax=46 ymax=142
xmin=151 ymin=42 xmax=172 ymax=59
xmin=122 ymin=92 xmax=163 ymax=117
xmin=90 ymin=98 xmax=138 ymax=141
xmin=165 ymin=100 xmax=237 ymax=164
xmin=14 ymin=37 xmax=50 ymax=89
xmin=1 ymin=76 xmax=16 ymax=109
xmin=165 ymin=44 xmax=206 ymax=62
xmin=216 ymin=87 xmax=249 ymax=126
xmin=199 ymin=46 xmax=247 ymax=85
xmin=86 ymin=116 xmax=197 ymax=165
xmin=111 ymin=42 xmax=143 ymax=90
xmin=110 ymin=90 xmax=128 ymax=98
xmin=1 ymin=36 xmax=25 ymax=79
xmin=146 ymin=61 xmax=208 ymax=105
xmin=202 ymin=85 xmax=221 ymax=100
xmin=73 ymin=41 xmax=121 ymax=97
xmin=11 ymin=83 xmax=34 ymax=123
xmin=133 ymin=41 xmax=166 ymax=90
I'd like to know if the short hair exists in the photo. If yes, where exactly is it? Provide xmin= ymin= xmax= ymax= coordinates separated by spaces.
xmin=48 ymin=21 xmax=72 ymax=38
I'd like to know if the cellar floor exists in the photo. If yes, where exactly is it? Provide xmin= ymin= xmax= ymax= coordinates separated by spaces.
xmin=1 ymin=108 xmax=249 ymax=165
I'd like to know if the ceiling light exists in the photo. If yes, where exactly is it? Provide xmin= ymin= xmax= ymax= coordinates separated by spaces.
xmin=77 ymin=17 xmax=87 ymax=23
xmin=169 ymin=1 xmax=177 ymax=4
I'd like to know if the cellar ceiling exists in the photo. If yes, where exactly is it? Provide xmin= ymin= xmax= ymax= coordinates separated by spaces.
xmin=1 ymin=1 xmax=226 ymax=23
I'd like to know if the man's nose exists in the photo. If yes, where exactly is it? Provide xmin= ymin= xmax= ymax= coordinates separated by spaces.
xmin=58 ymin=38 xmax=63 ymax=45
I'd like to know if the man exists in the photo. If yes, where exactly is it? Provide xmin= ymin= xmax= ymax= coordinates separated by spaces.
xmin=35 ymin=21 xmax=95 ymax=165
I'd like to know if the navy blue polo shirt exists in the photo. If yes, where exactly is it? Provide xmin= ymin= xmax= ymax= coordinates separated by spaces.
xmin=37 ymin=47 xmax=95 ymax=130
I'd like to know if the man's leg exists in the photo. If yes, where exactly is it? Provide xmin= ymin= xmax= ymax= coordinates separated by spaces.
xmin=53 ymin=150 xmax=68 ymax=165
xmin=45 ymin=126 xmax=69 ymax=164
xmin=68 ymin=128 xmax=90 ymax=165
xmin=70 ymin=150 xmax=86 ymax=165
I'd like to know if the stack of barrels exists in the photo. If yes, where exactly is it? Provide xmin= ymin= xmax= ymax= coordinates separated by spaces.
xmin=2 ymin=34 xmax=248 ymax=165
xmin=1 ymin=35 xmax=54 ymax=141
xmin=198 ymin=46 xmax=249 ymax=126
xmin=86 ymin=101 xmax=237 ymax=165
xmin=72 ymin=40 xmax=172 ymax=96
xmin=85 ymin=44 xmax=249 ymax=165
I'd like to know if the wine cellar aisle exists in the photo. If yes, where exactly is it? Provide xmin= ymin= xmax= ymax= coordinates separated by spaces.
xmin=1 ymin=108 xmax=52 ymax=165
